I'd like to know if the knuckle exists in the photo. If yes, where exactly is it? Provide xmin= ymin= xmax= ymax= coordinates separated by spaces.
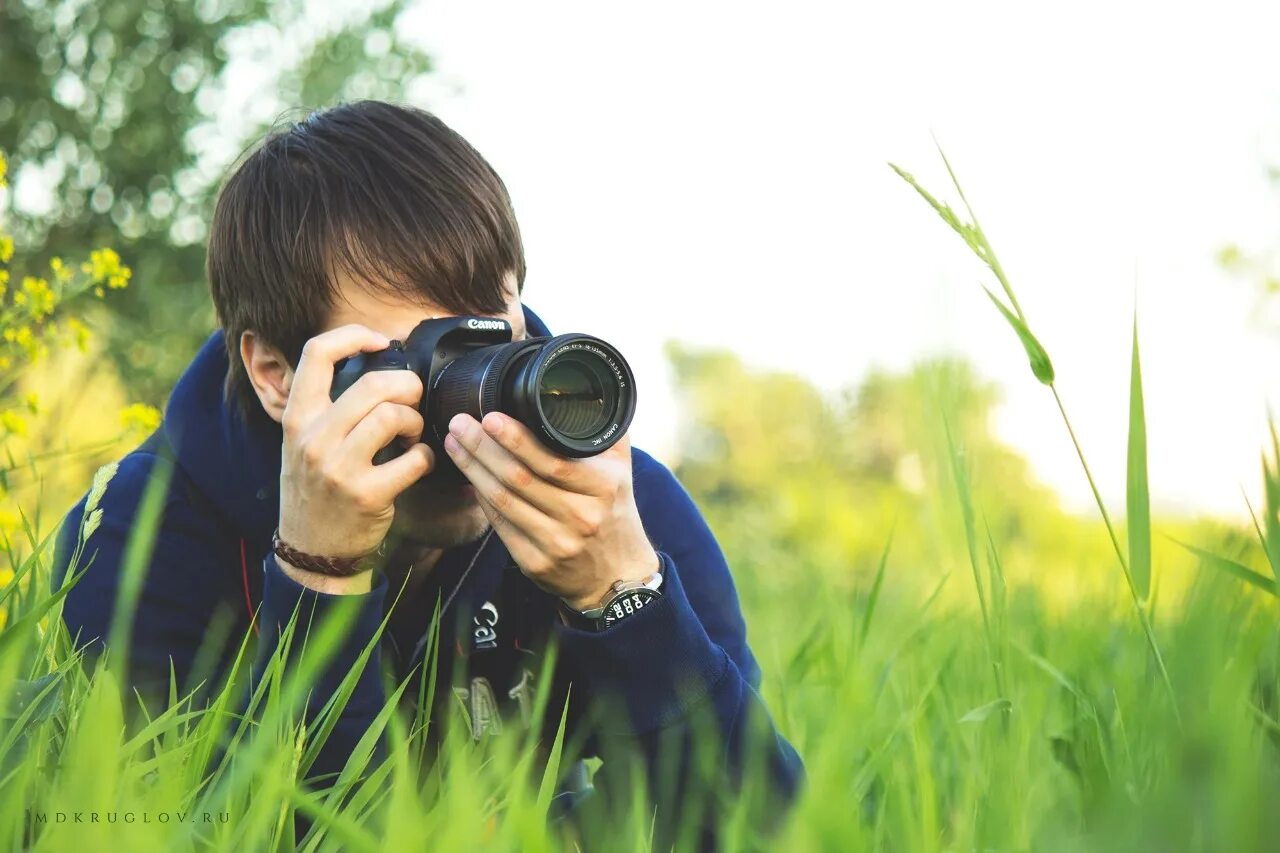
xmin=281 ymin=408 xmax=303 ymax=439
xmin=319 ymin=463 xmax=345 ymax=492
xmin=548 ymin=535 xmax=583 ymax=562
xmin=300 ymin=440 xmax=325 ymax=468
xmin=405 ymin=408 xmax=425 ymax=435
xmin=350 ymin=489 xmax=380 ymax=514
xmin=410 ymin=445 xmax=434 ymax=474
xmin=371 ymin=401 xmax=398 ymax=429
xmin=573 ymin=508 xmax=603 ymax=538
xmin=488 ymin=486 xmax=513 ymax=513
xmin=524 ymin=555 xmax=552 ymax=577
xmin=300 ymin=336 xmax=325 ymax=360
xmin=399 ymin=370 xmax=424 ymax=394
xmin=547 ymin=457 xmax=573 ymax=483
xmin=508 ymin=463 xmax=534 ymax=490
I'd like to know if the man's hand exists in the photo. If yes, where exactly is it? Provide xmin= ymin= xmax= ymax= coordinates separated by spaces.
xmin=443 ymin=411 xmax=659 ymax=611
xmin=277 ymin=324 xmax=435 ymax=594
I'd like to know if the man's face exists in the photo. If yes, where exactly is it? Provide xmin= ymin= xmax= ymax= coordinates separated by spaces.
xmin=319 ymin=267 xmax=527 ymax=550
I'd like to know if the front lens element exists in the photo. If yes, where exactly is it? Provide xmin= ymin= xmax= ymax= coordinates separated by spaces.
xmin=539 ymin=353 xmax=616 ymax=439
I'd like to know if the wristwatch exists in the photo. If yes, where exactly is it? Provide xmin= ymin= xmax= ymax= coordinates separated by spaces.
xmin=561 ymin=568 xmax=664 ymax=632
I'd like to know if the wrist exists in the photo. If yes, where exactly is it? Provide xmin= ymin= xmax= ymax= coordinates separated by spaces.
xmin=560 ymin=552 xmax=665 ymax=632
xmin=272 ymin=525 xmax=384 ymax=582
xmin=274 ymin=554 xmax=374 ymax=595
xmin=563 ymin=548 xmax=661 ymax=611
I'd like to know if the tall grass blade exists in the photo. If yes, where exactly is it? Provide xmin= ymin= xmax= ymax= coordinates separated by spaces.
xmin=859 ymin=529 xmax=894 ymax=648
xmin=1127 ymin=312 xmax=1152 ymax=600
xmin=1169 ymin=537 xmax=1277 ymax=596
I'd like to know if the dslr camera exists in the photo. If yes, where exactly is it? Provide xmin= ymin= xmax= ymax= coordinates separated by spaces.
xmin=330 ymin=317 xmax=637 ymax=484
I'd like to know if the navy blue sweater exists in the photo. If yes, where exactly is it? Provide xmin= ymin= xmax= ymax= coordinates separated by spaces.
xmin=51 ymin=304 xmax=803 ymax=836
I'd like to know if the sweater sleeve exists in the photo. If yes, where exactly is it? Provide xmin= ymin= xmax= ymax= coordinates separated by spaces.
xmin=551 ymin=450 xmax=804 ymax=843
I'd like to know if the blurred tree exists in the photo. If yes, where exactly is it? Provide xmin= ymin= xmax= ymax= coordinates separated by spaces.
xmin=0 ymin=0 xmax=435 ymax=403
xmin=664 ymin=342 xmax=1104 ymax=596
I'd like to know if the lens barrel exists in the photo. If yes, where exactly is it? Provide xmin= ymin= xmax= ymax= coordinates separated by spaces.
xmin=427 ymin=333 xmax=636 ymax=457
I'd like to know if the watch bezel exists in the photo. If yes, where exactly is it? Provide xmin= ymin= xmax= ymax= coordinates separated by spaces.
xmin=596 ymin=585 xmax=662 ymax=629
xmin=563 ymin=569 xmax=664 ymax=631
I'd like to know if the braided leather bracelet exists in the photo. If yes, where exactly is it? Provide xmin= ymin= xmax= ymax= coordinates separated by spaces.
xmin=270 ymin=528 xmax=385 ymax=578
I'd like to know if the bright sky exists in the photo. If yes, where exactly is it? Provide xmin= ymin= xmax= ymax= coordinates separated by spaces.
xmin=394 ymin=0 xmax=1280 ymax=520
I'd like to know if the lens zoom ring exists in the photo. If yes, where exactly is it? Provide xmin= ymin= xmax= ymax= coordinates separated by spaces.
xmin=429 ymin=359 xmax=476 ymax=440
xmin=429 ymin=343 xmax=540 ymax=440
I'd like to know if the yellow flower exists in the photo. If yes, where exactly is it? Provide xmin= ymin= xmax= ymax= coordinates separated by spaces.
xmin=21 ymin=276 xmax=55 ymax=319
xmin=1 ymin=410 xmax=27 ymax=437
xmin=0 ymin=151 xmax=7 ymax=188
xmin=24 ymin=392 xmax=39 ymax=414
xmin=0 ymin=236 xmax=11 ymax=264
xmin=88 ymin=247 xmax=131 ymax=288
xmin=50 ymin=256 xmax=72 ymax=283
xmin=94 ymin=286 xmax=105 ymax=298
xmin=120 ymin=403 xmax=162 ymax=434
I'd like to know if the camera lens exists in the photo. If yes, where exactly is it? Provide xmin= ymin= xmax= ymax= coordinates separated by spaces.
xmin=538 ymin=351 xmax=616 ymax=439
xmin=426 ymin=333 xmax=636 ymax=458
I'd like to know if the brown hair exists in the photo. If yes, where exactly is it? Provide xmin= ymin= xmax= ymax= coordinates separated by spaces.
xmin=206 ymin=100 xmax=525 ymax=419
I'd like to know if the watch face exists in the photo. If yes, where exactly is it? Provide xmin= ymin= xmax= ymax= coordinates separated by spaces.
xmin=599 ymin=588 xmax=661 ymax=629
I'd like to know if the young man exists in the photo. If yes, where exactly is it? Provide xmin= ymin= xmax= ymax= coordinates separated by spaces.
xmin=52 ymin=100 xmax=802 ymax=836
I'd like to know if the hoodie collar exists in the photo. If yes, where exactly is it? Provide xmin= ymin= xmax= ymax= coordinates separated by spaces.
xmin=163 ymin=305 xmax=553 ymax=545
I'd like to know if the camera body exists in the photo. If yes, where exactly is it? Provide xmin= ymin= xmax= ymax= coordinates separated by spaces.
xmin=329 ymin=316 xmax=637 ymax=485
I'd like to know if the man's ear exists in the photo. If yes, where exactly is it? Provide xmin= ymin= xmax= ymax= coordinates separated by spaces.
xmin=240 ymin=330 xmax=294 ymax=423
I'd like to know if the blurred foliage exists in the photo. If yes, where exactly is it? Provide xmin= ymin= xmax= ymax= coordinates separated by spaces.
xmin=0 ymin=0 xmax=435 ymax=404
xmin=665 ymin=342 xmax=1252 ymax=613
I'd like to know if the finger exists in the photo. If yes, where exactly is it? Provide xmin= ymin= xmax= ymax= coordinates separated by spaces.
xmin=444 ymin=432 xmax=558 ymax=542
xmin=446 ymin=415 xmax=570 ymax=516
xmin=607 ymin=428 xmax=632 ymax=458
xmin=325 ymin=369 xmax=424 ymax=441
xmin=286 ymin=324 xmax=391 ymax=427
xmin=473 ymin=491 xmax=551 ymax=578
xmin=360 ymin=442 xmax=435 ymax=504
xmin=467 ymin=412 xmax=611 ymax=496
xmin=342 ymin=401 xmax=425 ymax=462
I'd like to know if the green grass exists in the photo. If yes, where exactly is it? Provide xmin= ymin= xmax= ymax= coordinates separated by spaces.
xmin=2 ymin=153 xmax=1280 ymax=850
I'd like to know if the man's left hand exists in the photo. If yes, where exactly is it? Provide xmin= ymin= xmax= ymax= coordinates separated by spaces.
xmin=443 ymin=411 xmax=660 ymax=611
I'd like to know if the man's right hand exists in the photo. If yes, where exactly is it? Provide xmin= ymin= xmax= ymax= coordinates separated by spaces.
xmin=276 ymin=324 xmax=435 ymax=594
